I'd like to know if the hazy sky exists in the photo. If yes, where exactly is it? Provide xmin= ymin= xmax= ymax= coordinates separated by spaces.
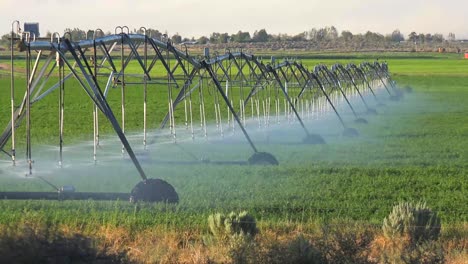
xmin=1 ymin=0 xmax=467 ymax=39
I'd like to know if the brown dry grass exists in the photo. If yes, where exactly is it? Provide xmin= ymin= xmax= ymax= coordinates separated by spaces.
xmin=1 ymin=222 xmax=467 ymax=263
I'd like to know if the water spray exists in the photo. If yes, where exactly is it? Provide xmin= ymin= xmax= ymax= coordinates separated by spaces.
xmin=332 ymin=64 xmax=377 ymax=116
xmin=267 ymin=64 xmax=326 ymax=144
xmin=0 ymin=24 xmax=405 ymax=202
xmin=314 ymin=65 xmax=368 ymax=124
xmin=346 ymin=64 xmax=385 ymax=107
xmin=295 ymin=64 xmax=359 ymax=137
xmin=202 ymin=61 xmax=278 ymax=165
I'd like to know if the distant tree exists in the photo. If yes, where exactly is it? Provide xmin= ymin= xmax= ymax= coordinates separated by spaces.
xmin=171 ymin=33 xmax=182 ymax=44
xmin=231 ymin=31 xmax=251 ymax=43
xmin=364 ymin=31 xmax=385 ymax=43
xmin=408 ymin=32 xmax=418 ymax=43
xmin=448 ymin=32 xmax=456 ymax=41
xmin=291 ymin=32 xmax=307 ymax=42
xmin=146 ymin=29 xmax=162 ymax=40
xmin=252 ymin=29 xmax=270 ymax=42
xmin=269 ymin=34 xmax=282 ymax=42
xmin=1 ymin=33 xmax=10 ymax=42
xmin=0 ymin=33 xmax=11 ymax=48
xmin=312 ymin=26 xmax=339 ymax=42
xmin=316 ymin=28 xmax=327 ymax=42
xmin=424 ymin=33 xmax=433 ymax=42
xmin=86 ymin=30 xmax=93 ymax=39
xmin=433 ymin=33 xmax=444 ymax=43
xmin=209 ymin=32 xmax=220 ymax=43
xmin=64 ymin=28 xmax=86 ymax=41
xmin=85 ymin=30 xmax=104 ymax=39
xmin=326 ymin=26 xmax=339 ymax=40
xmin=390 ymin=29 xmax=404 ymax=42
xmin=197 ymin=36 xmax=209 ymax=44
xmin=418 ymin=33 xmax=426 ymax=43
xmin=209 ymin=32 xmax=229 ymax=44
xmin=220 ymin=33 xmax=230 ymax=43
xmin=276 ymin=33 xmax=292 ymax=41
xmin=341 ymin=30 xmax=354 ymax=41
xmin=306 ymin=28 xmax=318 ymax=41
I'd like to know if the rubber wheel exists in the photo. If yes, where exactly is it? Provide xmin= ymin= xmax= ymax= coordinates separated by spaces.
xmin=354 ymin=118 xmax=368 ymax=124
xmin=302 ymin=134 xmax=326 ymax=144
xmin=130 ymin=178 xmax=179 ymax=203
xmin=343 ymin=127 xmax=359 ymax=137
xmin=404 ymin=86 xmax=413 ymax=93
xmin=366 ymin=108 xmax=378 ymax=115
xmin=248 ymin=152 xmax=279 ymax=165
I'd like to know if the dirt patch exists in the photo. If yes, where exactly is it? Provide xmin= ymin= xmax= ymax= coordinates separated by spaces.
xmin=0 ymin=63 xmax=27 ymax=74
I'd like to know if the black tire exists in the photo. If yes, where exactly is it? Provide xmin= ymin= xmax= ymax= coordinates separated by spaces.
xmin=248 ymin=152 xmax=279 ymax=165
xmin=302 ymin=134 xmax=326 ymax=144
xmin=354 ymin=118 xmax=368 ymax=124
xmin=343 ymin=127 xmax=359 ymax=137
xmin=130 ymin=178 xmax=179 ymax=203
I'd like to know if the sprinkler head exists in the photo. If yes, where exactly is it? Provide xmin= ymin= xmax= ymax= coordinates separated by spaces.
xmin=130 ymin=178 xmax=179 ymax=203
xmin=302 ymin=134 xmax=326 ymax=145
xmin=200 ymin=157 xmax=210 ymax=164
xmin=354 ymin=118 xmax=368 ymax=124
xmin=366 ymin=108 xmax=378 ymax=115
xmin=248 ymin=152 xmax=279 ymax=166
xmin=342 ymin=127 xmax=359 ymax=137
xmin=59 ymin=186 xmax=76 ymax=193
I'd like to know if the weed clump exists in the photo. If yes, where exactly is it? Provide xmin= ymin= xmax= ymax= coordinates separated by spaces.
xmin=208 ymin=211 xmax=258 ymax=239
xmin=319 ymin=223 xmax=375 ymax=264
xmin=383 ymin=201 xmax=441 ymax=244
xmin=286 ymin=235 xmax=324 ymax=264
xmin=207 ymin=211 xmax=258 ymax=263
xmin=372 ymin=201 xmax=444 ymax=263
xmin=0 ymin=222 xmax=125 ymax=263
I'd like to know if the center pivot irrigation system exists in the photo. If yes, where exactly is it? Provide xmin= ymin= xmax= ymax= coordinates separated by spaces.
xmin=0 ymin=22 xmax=403 ymax=202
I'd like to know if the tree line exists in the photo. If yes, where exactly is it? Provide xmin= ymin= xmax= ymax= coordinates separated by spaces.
xmin=0 ymin=26 xmax=458 ymax=49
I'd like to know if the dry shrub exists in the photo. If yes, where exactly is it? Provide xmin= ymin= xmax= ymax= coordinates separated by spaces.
xmin=371 ymin=234 xmax=445 ymax=264
xmin=369 ymin=201 xmax=445 ymax=263
xmin=318 ymin=223 xmax=376 ymax=264
xmin=98 ymin=226 xmax=222 ymax=264
xmin=123 ymin=228 xmax=201 ymax=264
xmin=442 ymin=223 xmax=468 ymax=264
xmin=0 ymin=221 xmax=125 ymax=263
xmin=253 ymin=230 xmax=324 ymax=264
xmin=1 ymin=220 xmax=465 ymax=263
xmin=445 ymin=252 xmax=468 ymax=264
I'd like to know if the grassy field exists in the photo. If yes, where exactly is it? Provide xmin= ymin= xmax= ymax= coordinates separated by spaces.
xmin=0 ymin=51 xmax=467 ymax=263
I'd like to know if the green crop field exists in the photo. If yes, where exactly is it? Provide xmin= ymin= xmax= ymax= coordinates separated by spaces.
xmin=0 ymin=52 xmax=467 ymax=263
